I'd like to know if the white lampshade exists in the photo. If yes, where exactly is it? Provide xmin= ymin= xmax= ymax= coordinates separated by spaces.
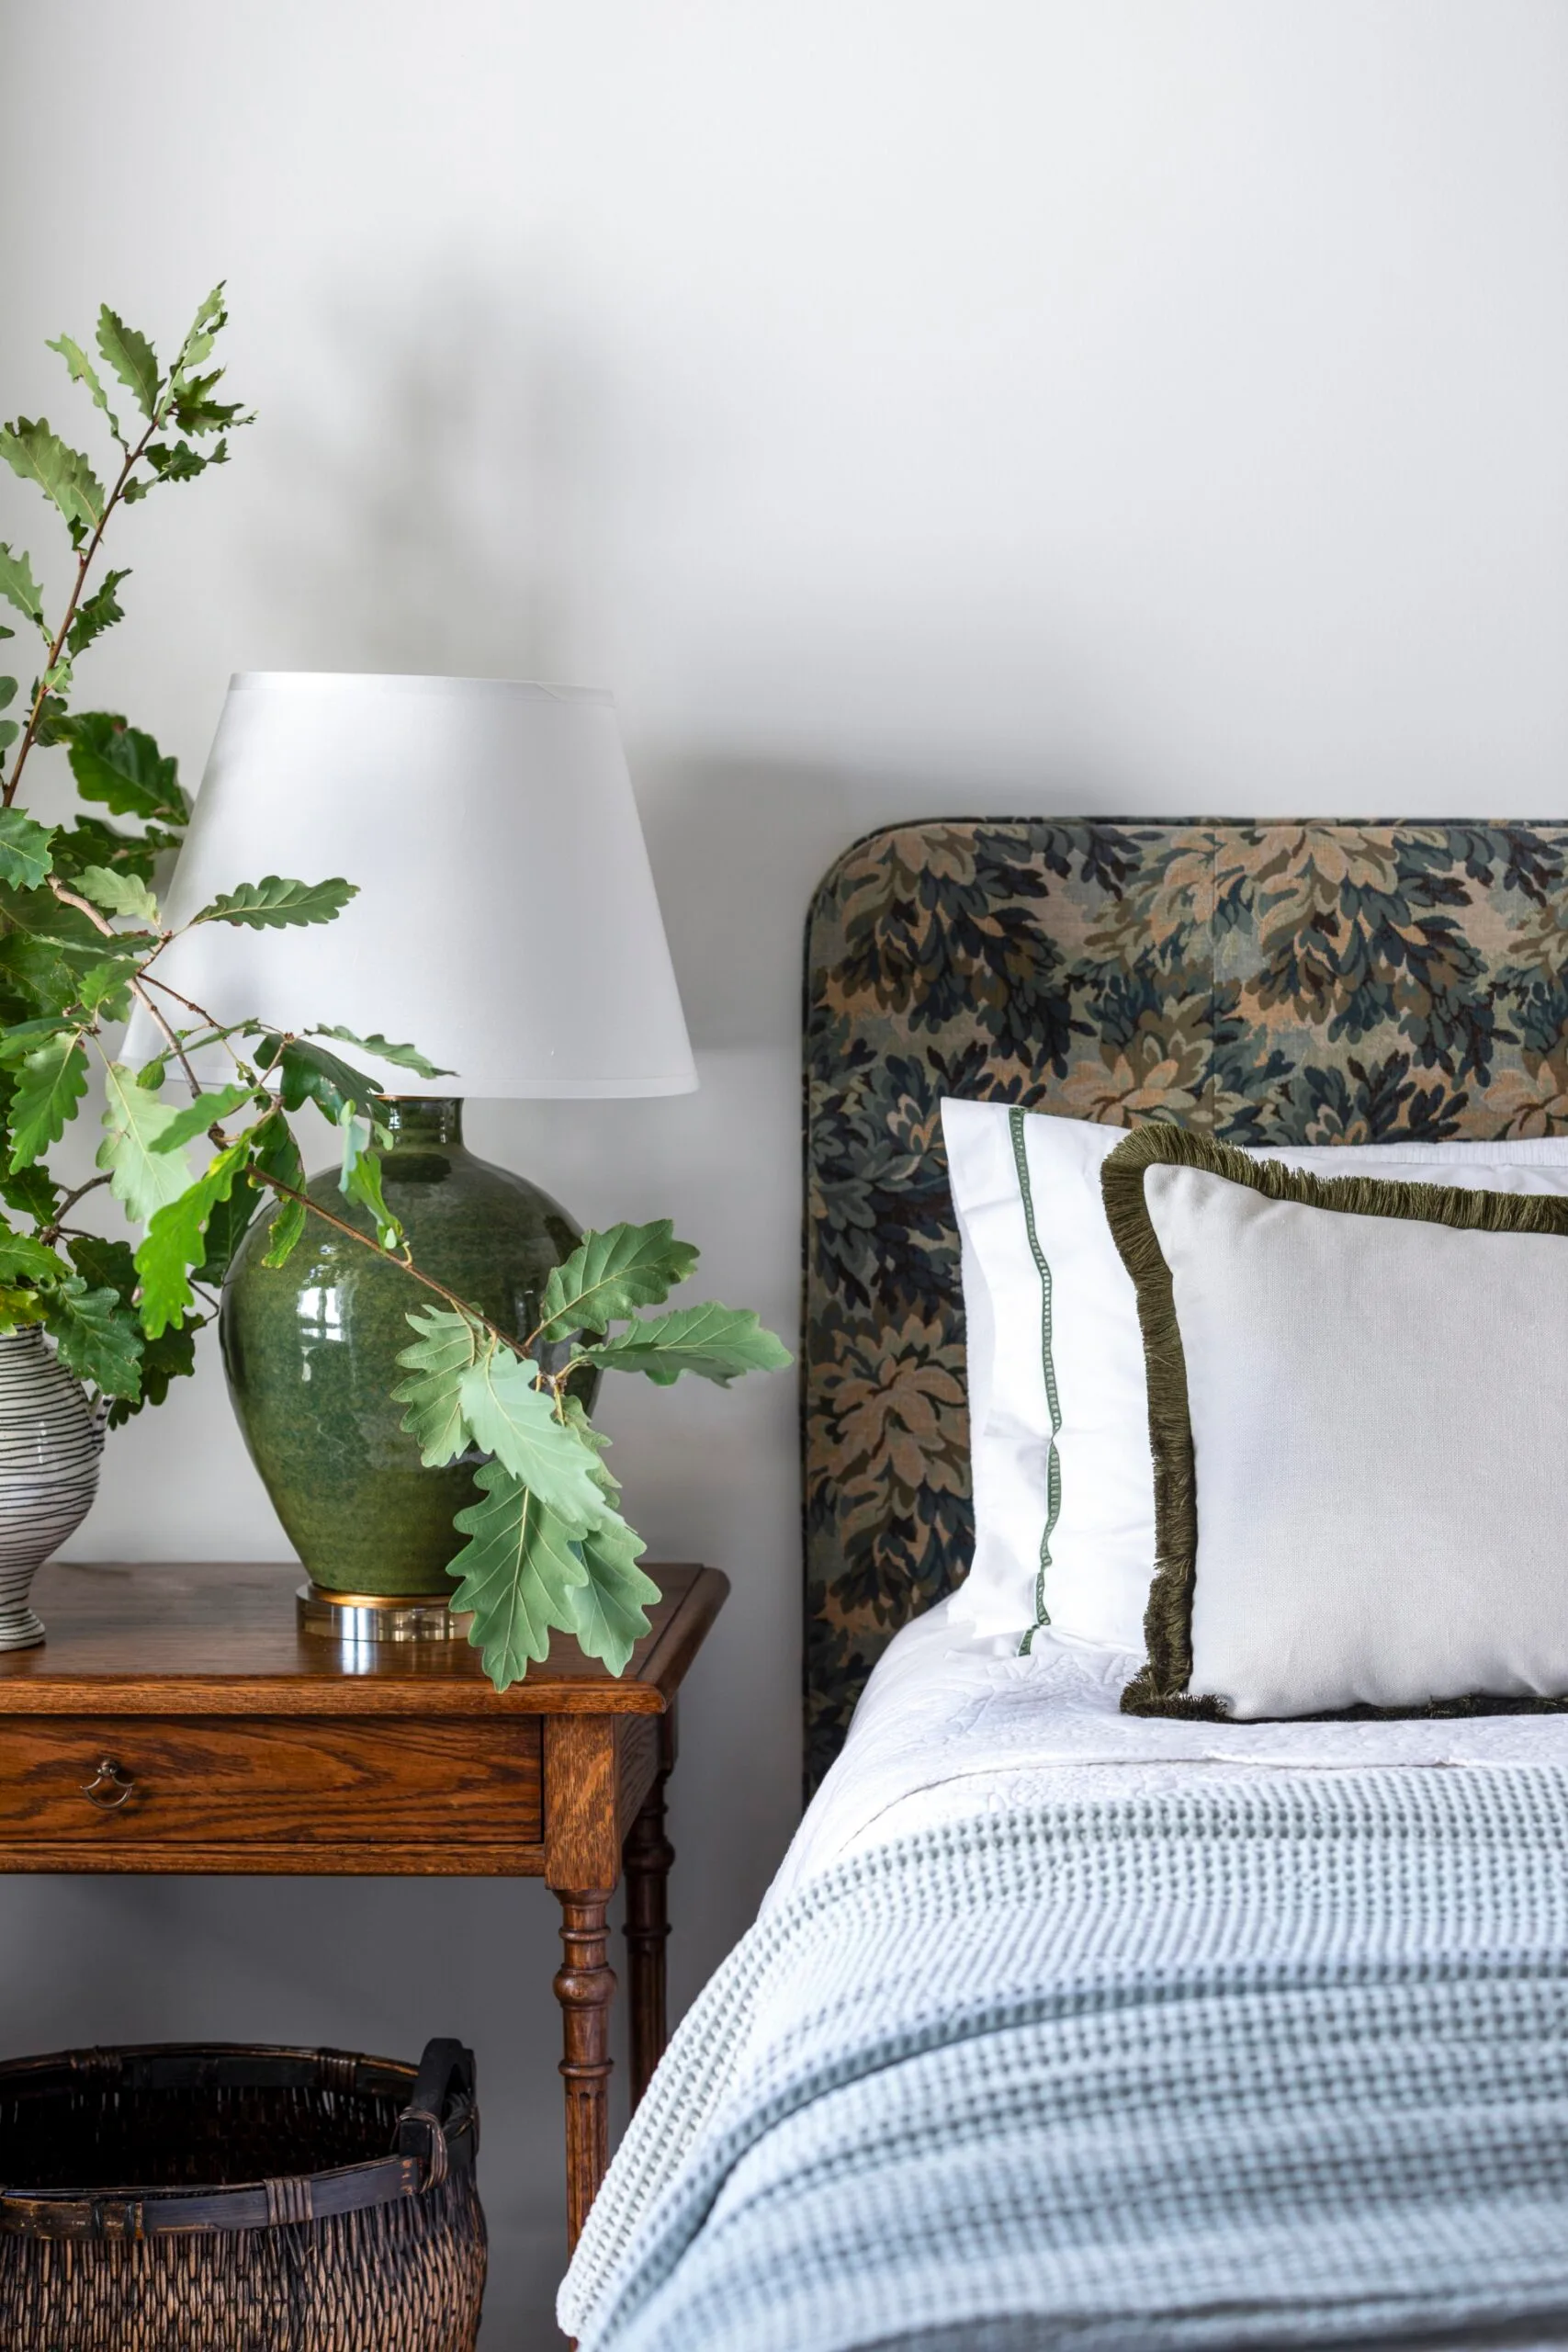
xmin=127 ymin=673 xmax=696 ymax=1099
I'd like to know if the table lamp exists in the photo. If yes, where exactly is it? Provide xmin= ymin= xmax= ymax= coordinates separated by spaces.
xmin=131 ymin=673 xmax=695 ymax=1634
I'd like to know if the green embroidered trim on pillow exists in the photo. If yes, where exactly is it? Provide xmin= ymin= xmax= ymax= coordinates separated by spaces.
xmin=1099 ymin=1123 xmax=1568 ymax=1722
xmin=1009 ymin=1106 xmax=1063 ymax=1652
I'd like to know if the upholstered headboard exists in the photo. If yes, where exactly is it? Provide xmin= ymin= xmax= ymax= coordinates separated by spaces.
xmin=802 ymin=819 xmax=1568 ymax=1786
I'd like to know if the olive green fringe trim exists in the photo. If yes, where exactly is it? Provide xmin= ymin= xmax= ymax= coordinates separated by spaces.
xmin=1100 ymin=1120 xmax=1568 ymax=1723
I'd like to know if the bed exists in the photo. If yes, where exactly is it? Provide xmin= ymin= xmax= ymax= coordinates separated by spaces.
xmin=560 ymin=821 xmax=1568 ymax=2352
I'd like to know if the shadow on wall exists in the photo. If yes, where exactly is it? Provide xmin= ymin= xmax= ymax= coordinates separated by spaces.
xmin=240 ymin=264 xmax=1150 ymax=1057
xmin=248 ymin=268 xmax=610 ymax=683
xmin=637 ymin=750 xmax=1150 ymax=1053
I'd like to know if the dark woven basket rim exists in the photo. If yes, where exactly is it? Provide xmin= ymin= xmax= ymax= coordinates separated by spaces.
xmin=0 ymin=2038 xmax=476 ymax=2241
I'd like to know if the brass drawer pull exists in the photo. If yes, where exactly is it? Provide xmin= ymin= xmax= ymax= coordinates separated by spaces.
xmin=81 ymin=1758 xmax=135 ymax=1811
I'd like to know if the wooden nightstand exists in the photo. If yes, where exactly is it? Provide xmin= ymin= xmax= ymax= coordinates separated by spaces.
xmin=0 ymin=1557 xmax=728 ymax=2253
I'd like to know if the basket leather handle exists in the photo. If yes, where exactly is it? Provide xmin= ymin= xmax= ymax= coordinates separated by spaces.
xmin=395 ymin=2038 xmax=474 ymax=2188
xmin=0 ymin=2042 xmax=479 ymax=2238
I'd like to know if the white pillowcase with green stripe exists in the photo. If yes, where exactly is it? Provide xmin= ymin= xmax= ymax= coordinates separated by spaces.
xmin=940 ymin=1100 xmax=1568 ymax=1652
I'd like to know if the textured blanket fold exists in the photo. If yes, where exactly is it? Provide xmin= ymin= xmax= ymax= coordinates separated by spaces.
xmin=560 ymin=1770 xmax=1568 ymax=2351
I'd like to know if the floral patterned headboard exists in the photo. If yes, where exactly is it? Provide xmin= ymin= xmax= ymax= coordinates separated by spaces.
xmin=802 ymin=819 xmax=1568 ymax=1786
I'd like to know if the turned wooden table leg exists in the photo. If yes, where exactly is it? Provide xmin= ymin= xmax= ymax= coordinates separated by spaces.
xmin=546 ymin=1715 xmax=622 ymax=2255
xmin=624 ymin=1761 xmax=674 ymax=2106
xmin=555 ymin=1888 xmax=616 ymax=2252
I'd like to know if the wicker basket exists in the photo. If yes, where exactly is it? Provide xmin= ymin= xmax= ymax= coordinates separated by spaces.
xmin=0 ymin=2037 xmax=485 ymax=2351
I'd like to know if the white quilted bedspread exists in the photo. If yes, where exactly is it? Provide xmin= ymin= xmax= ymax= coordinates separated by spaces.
xmin=772 ymin=1598 xmax=1568 ymax=1907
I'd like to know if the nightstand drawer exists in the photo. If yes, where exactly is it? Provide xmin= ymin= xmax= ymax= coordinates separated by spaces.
xmin=0 ymin=1717 xmax=543 ymax=1849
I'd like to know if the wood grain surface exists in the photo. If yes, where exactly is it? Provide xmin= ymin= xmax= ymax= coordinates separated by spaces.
xmin=0 ymin=1561 xmax=726 ymax=1716
xmin=624 ymin=1710 xmax=676 ymax=2109
xmin=0 ymin=1715 xmax=543 ymax=1847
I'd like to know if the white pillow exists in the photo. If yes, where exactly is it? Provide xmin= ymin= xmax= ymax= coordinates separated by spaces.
xmin=1111 ymin=1133 xmax=1568 ymax=1718
xmin=941 ymin=1100 xmax=1568 ymax=1653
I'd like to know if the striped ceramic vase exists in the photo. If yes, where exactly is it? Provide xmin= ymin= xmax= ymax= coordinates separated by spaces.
xmin=0 ymin=1328 xmax=106 ymax=1650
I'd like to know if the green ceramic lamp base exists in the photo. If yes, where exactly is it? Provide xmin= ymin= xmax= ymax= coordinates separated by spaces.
xmin=222 ymin=1100 xmax=585 ymax=1601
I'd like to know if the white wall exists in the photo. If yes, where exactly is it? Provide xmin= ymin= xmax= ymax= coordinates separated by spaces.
xmin=2 ymin=1 xmax=1566 ymax=2332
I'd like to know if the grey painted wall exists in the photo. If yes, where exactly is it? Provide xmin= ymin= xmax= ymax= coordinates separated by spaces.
xmin=2 ymin=2 xmax=1566 ymax=2332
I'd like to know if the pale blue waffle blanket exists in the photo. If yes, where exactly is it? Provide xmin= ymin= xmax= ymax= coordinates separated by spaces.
xmin=559 ymin=1769 xmax=1568 ymax=2350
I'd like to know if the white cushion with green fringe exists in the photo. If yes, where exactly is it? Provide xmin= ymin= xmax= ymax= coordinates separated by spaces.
xmin=1103 ymin=1125 xmax=1568 ymax=1720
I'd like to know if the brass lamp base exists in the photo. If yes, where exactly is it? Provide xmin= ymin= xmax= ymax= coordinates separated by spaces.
xmin=296 ymin=1584 xmax=471 ymax=1644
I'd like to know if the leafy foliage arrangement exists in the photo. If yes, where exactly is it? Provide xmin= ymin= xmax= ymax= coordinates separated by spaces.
xmin=0 ymin=288 xmax=787 ymax=1686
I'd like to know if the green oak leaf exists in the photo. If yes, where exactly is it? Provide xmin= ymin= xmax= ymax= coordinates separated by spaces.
xmin=62 ymin=1241 xmax=197 ymax=1421
xmin=135 ymin=1139 xmax=250 ymax=1338
xmin=0 ymin=545 xmax=47 ymax=635
xmin=96 ymin=1062 xmax=196 ymax=1219
xmin=560 ymin=1391 xmax=619 ymax=1498
xmin=0 ymin=1015 xmax=72 ymax=1067
xmin=9 ymin=1034 xmax=87 ymax=1169
xmin=0 ymin=1164 xmax=59 ymax=1224
xmin=0 ymin=418 xmax=105 ymax=543
xmin=48 ymin=334 xmax=123 ymax=444
xmin=73 ymin=862 xmax=158 ymax=924
xmin=250 ymin=1110 xmax=309 ymax=1268
xmin=393 ymin=1305 xmax=485 ymax=1466
xmin=96 ymin=306 xmax=161 ymax=420
xmin=582 ymin=1301 xmax=793 ymax=1385
xmin=65 ymin=1233 xmax=137 ymax=1304
xmin=535 ymin=1220 xmax=701 ymax=1342
xmin=312 ymin=1025 xmax=452 ymax=1079
xmin=42 ymin=1276 xmax=142 ymax=1397
xmin=142 ymin=439 xmax=216 ymax=485
xmin=107 ymin=1311 xmax=198 ymax=1426
xmin=147 ymin=1080 xmax=259 ymax=1154
xmin=560 ymin=1513 xmax=659 ymax=1676
xmin=446 ymin=1467 xmax=589 ymax=1687
xmin=73 ymin=959 xmax=135 ymax=1019
xmin=0 ymin=1283 xmax=48 ymax=1329
xmin=265 ymin=1035 xmax=382 ymax=1125
xmin=51 ymin=816 xmax=176 ymax=885
xmin=456 ymin=1348 xmax=606 ymax=1527
xmin=30 ymin=694 xmax=69 ymax=746
xmin=195 ymin=875 xmax=356 ymax=928
xmin=337 ymin=1107 xmax=401 ymax=1248
xmin=194 ymin=1180 xmax=260 ymax=1286
xmin=65 ymin=569 xmax=130 ymax=660
xmin=0 ymin=1227 xmax=67 ymax=1284
xmin=171 ymin=286 xmax=228 ymax=387
xmin=0 ymin=900 xmax=128 ymax=1013
xmin=61 ymin=712 xmax=186 ymax=825
xmin=168 ymin=369 xmax=248 ymax=437
xmin=0 ymin=880 xmax=129 ymax=956
xmin=0 ymin=810 xmax=54 ymax=890
xmin=0 ymin=941 xmax=83 ymax=1020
